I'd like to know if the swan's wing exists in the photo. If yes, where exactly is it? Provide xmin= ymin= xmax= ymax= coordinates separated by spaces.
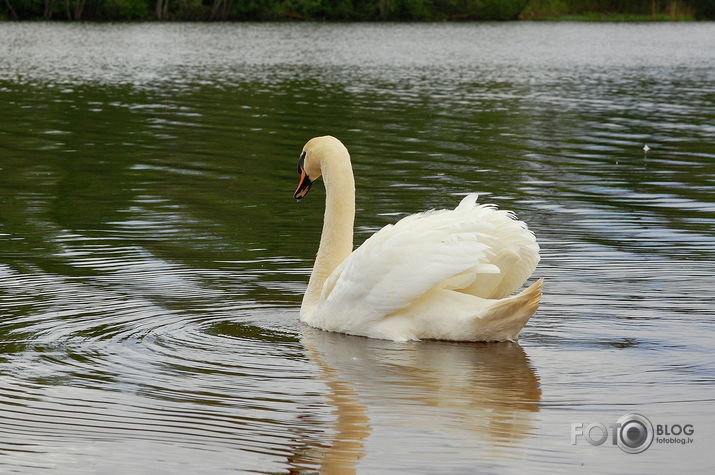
xmin=318 ymin=194 xmax=539 ymax=322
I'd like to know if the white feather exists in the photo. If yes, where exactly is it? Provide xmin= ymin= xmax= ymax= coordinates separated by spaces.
xmin=304 ymin=194 xmax=541 ymax=341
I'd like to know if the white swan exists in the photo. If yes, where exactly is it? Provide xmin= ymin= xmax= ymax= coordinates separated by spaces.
xmin=294 ymin=136 xmax=542 ymax=342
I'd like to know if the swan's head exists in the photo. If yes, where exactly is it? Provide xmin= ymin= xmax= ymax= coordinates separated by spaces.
xmin=294 ymin=135 xmax=349 ymax=200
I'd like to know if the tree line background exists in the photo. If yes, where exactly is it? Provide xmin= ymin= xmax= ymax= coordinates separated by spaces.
xmin=2 ymin=0 xmax=714 ymax=21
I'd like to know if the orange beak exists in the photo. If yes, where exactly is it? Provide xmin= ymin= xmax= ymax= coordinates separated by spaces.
xmin=294 ymin=168 xmax=313 ymax=200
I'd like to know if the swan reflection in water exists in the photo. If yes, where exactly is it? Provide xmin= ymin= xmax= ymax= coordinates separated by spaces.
xmin=293 ymin=327 xmax=542 ymax=473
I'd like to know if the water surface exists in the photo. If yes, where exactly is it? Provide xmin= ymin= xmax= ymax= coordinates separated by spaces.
xmin=1 ymin=22 xmax=714 ymax=473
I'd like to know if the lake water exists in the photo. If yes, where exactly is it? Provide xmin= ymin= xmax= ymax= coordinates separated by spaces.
xmin=1 ymin=22 xmax=714 ymax=473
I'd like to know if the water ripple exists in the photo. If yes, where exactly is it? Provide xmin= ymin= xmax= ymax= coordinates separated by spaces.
xmin=1 ymin=22 xmax=714 ymax=473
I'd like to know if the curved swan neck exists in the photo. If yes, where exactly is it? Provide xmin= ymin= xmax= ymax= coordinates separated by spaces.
xmin=302 ymin=152 xmax=355 ymax=312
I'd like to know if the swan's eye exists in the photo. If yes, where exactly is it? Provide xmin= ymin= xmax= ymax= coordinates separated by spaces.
xmin=297 ymin=151 xmax=306 ymax=174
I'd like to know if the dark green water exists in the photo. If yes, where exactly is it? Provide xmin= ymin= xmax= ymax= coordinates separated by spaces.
xmin=1 ymin=22 xmax=714 ymax=473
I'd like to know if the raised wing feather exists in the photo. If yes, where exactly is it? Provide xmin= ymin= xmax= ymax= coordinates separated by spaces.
xmin=318 ymin=194 xmax=539 ymax=322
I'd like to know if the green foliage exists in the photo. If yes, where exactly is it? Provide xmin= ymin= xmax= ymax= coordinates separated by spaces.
xmin=175 ymin=0 xmax=204 ymax=19
xmin=386 ymin=0 xmax=428 ymax=20
xmin=689 ymin=0 xmax=715 ymax=18
xmin=1 ymin=0 xmax=712 ymax=20
xmin=102 ymin=0 xmax=150 ymax=19
xmin=520 ymin=0 xmax=704 ymax=20
xmin=477 ymin=0 xmax=530 ymax=20
xmin=519 ymin=0 xmax=569 ymax=19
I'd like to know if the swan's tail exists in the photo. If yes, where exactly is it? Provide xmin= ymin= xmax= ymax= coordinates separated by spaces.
xmin=474 ymin=278 xmax=543 ymax=341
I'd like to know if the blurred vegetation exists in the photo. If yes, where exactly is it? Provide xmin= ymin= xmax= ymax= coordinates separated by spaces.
xmin=1 ymin=0 xmax=713 ymax=20
xmin=520 ymin=0 xmax=714 ymax=20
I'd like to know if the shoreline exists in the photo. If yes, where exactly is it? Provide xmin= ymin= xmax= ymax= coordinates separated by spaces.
xmin=526 ymin=13 xmax=695 ymax=22
xmin=0 ymin=16 xmax=704 ymax=23
xmin=3 ymin=0 xmax=711 ymax=22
